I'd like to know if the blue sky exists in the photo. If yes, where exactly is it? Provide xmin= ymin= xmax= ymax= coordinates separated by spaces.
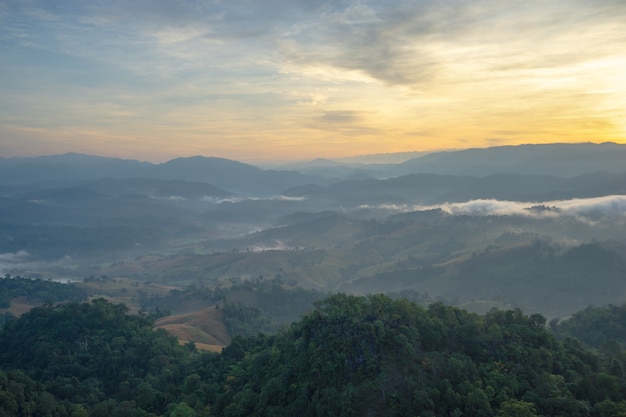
xmin=1 ymin=0 xmax=625 ymax=162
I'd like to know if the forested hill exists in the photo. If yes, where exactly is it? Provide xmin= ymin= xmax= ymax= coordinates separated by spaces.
xmin=2 ymin=296 xmax=626 ymax=416
xmin=215 ymin=295 xmax=622 ymax=417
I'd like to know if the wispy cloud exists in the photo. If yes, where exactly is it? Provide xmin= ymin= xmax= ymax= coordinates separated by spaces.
xmin=1 ymin=0 xmax=625 ymax=161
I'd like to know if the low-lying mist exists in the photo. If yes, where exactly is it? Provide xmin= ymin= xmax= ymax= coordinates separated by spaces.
xmin=358 ymin=194 xmax=626 ymax=219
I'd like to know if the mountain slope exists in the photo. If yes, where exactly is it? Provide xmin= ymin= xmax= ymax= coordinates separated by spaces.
xmin=283 ymin=171 xmax=626 ymax=209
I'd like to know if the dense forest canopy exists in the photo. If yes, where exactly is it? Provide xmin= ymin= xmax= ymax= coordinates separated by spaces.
xmin=3 ymin=296 xmax=626 ymax=416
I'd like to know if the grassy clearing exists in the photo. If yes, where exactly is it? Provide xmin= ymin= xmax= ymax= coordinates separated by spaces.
xmin=154 ymin=307 xmax=231 ymax=352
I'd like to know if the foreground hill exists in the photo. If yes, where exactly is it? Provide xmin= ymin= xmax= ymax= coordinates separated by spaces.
xmin=0 ymin=299 xmax=192 ymax=416
xmin=3 ymin=296 xmax=626 ymax=416
xmin=214 ymin=294 xmax=605 ymax=417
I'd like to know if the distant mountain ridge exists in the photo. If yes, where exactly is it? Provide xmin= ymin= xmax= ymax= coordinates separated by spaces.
xmin=0 ymin=153 xmax=316 ymax=196
xmin=1 ymin=143 xmax=625 ymax=196
xmin=395 ymin=142 xmax=626 ymax=176
xmin=271 ymin=142 xmax=626 ymax=179
xmin=283 ymin=171 xmax=626 ymax=207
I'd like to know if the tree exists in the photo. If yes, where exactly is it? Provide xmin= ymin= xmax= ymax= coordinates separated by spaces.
xmin=170 ymin=402 xmax=196 ymax=417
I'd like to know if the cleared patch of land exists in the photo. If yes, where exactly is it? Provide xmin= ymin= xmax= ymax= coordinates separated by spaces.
xmin=154 ymin=306 xmax=231 ymax=352
xmin=0 ymin=296 xmax=43 ymax=316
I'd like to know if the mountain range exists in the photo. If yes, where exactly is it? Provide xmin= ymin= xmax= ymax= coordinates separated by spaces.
xmin=2 ymin=142 xmax=626 ymax=195
xmin=2 ymin=142 xmax=626 ymax=318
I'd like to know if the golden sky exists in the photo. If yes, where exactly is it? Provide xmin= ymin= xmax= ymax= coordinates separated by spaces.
xmin=1 ymin=0 xmax=625 ymax=162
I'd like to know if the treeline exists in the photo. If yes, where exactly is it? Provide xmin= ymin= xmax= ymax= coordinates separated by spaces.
xmin=3 ymin=296 xmax=626 ymax=416
xmin=0 ymin=275 xmax=87 ymax=309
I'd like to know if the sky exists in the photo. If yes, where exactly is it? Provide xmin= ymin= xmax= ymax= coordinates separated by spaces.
xmin=1 ymin=0 xmax=625 ymax=163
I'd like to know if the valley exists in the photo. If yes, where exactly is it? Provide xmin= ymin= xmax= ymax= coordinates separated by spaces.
xmin=3 ymin=143 xmax=626 ymax=416
xmin=2 ymin=143 xmax=626 ymax=340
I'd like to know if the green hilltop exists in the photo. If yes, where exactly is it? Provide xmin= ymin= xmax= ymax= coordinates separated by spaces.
xmin=3 ymin=295 xmax=626 ymax=416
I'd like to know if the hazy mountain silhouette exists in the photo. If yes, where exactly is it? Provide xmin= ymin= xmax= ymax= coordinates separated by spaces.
xmin=148 ymin=156 xmax=315 ymax=195
xmin=0 ymin=153 xmax=149 ymax=184
xmin=3 ymin=143 xmax=625 ymax=194
xmin=0 ymin=153 xmax=317 ymax=196
xmin=395 ymin=142 xmax=626 ymax=176
xmin=252 ymin=142 xmax=626 ymax=180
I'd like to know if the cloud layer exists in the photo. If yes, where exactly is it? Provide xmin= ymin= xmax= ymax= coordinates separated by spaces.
xmin=361 ymin=195 xmax=626 ymax=218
